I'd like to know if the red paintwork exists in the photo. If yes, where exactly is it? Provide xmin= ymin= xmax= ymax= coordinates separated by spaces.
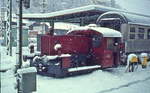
xmin=41 ymin=35 xmax=91 ymax=55
xmin=41 ymin=35 xmax=50 ymax=55
xmin=88 ymin=37 xmax=114 ymax=68
xmin=40 ymin=29 xmax=120 ymax=68
xmin=101 ymin=50 xmax=114 ymax=68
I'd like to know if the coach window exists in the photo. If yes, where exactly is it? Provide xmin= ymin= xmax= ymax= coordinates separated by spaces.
xmin=130 ymin=27 xmax=136 ymax=33
xmin=138 ymin=28 xmax=145 ymax=39
xmin=129 ymin=27 xmax=136 ymax=39
xmin=148 ymin=29 xmax=150 ymax=39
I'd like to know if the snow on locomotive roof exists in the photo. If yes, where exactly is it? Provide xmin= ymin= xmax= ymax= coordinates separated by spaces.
xmin=69 ymin=26 xmax=122 ymax=37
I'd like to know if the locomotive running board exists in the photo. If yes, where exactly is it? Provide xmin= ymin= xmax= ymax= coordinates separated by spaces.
xmin=68 ymin=65 xmax=101 ymax=72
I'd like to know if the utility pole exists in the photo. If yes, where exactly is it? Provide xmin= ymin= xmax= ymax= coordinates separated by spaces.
xmin=16 ymin=0 xmax=23 ymax=92
xmin=15 ymin=0 xmax=30 ymax=71
xmin=16 ymin=0 xmax=23 ymax=71
xmin=16 ymin=1 xmax=36 ymax=93
xmin=6 ymin=0 xmax=12 ymax=56
xmin=15 ymin=0 xmax=30 ymax=72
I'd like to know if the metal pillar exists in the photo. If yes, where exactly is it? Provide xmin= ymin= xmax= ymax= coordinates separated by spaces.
xmin=42 ymin=23 xmax=46 ymax=34
xmin=16 ymin=0 xmax=23 ymax=70
xmin=49 ymin=20 xmax=54 ymax=35
xmin=16 ymin=0 xmax=23 ymax=93
xmin=6 ymin=0 xmax=12 ymax=56
xmin=80 ymin=18 xmax=84 ymax=26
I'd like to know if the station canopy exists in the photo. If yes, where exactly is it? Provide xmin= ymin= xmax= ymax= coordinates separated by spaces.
xmin=23 ymin=5 xmax=125 ymax=24
xmin=23 ymin=5 xmax=150 ymax=26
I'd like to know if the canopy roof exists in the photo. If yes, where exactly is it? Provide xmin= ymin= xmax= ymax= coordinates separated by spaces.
xmin=23 ymin=5 xmax=150 ymax=26
xmin=97 ymin=11 xmax=150 ymax=26
xmin=22 ymin=5 xmax=123 ymax=23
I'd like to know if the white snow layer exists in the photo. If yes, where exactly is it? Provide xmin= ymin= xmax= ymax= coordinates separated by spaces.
xmin=17 ymin=67 xmax=37 ymax=74
xmin=34 ymin=66 xmax=150 ymax=93
xmin=1 ymin=47 xmax=150 ymax=93
xmin=69 ymin=26 xmax=122 ymax=37
xmin=45 ymin=54 xmax=71 ymax=60
xmin=54 ymin=43 xmax=62 ymax=51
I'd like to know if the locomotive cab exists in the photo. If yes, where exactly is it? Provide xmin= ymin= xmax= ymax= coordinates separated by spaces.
xmin=68 ymin=26 xmax=122 ymax=68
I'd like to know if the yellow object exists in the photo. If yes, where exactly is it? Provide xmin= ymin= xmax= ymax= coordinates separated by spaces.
xmin=130 ymin=57 xmax=138 ymax=63
xmin=141 ymin=57 xmax=148 ymax=66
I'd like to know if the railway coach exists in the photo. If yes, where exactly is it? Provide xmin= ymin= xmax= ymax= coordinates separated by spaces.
xmin=96 ymin=11 xmax=150 ymax=57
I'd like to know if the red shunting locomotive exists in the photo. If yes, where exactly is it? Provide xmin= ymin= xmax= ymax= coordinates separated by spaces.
xmin=25 ymin=25 xmax=122 ymax=77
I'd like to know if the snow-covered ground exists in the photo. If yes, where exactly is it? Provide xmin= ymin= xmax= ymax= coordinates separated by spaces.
xmin=1 ymin=46 xmax=150 ymax=93
xmin=34 ymin=67 xmax=150 ymax=93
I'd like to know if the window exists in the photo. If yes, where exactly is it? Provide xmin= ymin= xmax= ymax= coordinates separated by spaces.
xmin=138 ymin=34 xmax=144 ymax=39
xmin=129 ymin=27 xmax=136 ymax=39
xmin=148 ymin=29 xmax=150 ymax=39
xmin=130 ymin=27 xmax=136 ymax=33
xmin=138 ymin=28 xmax=145 ymax=39
xmin=139 ymin=28 xmax=145 ymax=33
xmin=129 ymin=34 xmax=135 ymax=39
